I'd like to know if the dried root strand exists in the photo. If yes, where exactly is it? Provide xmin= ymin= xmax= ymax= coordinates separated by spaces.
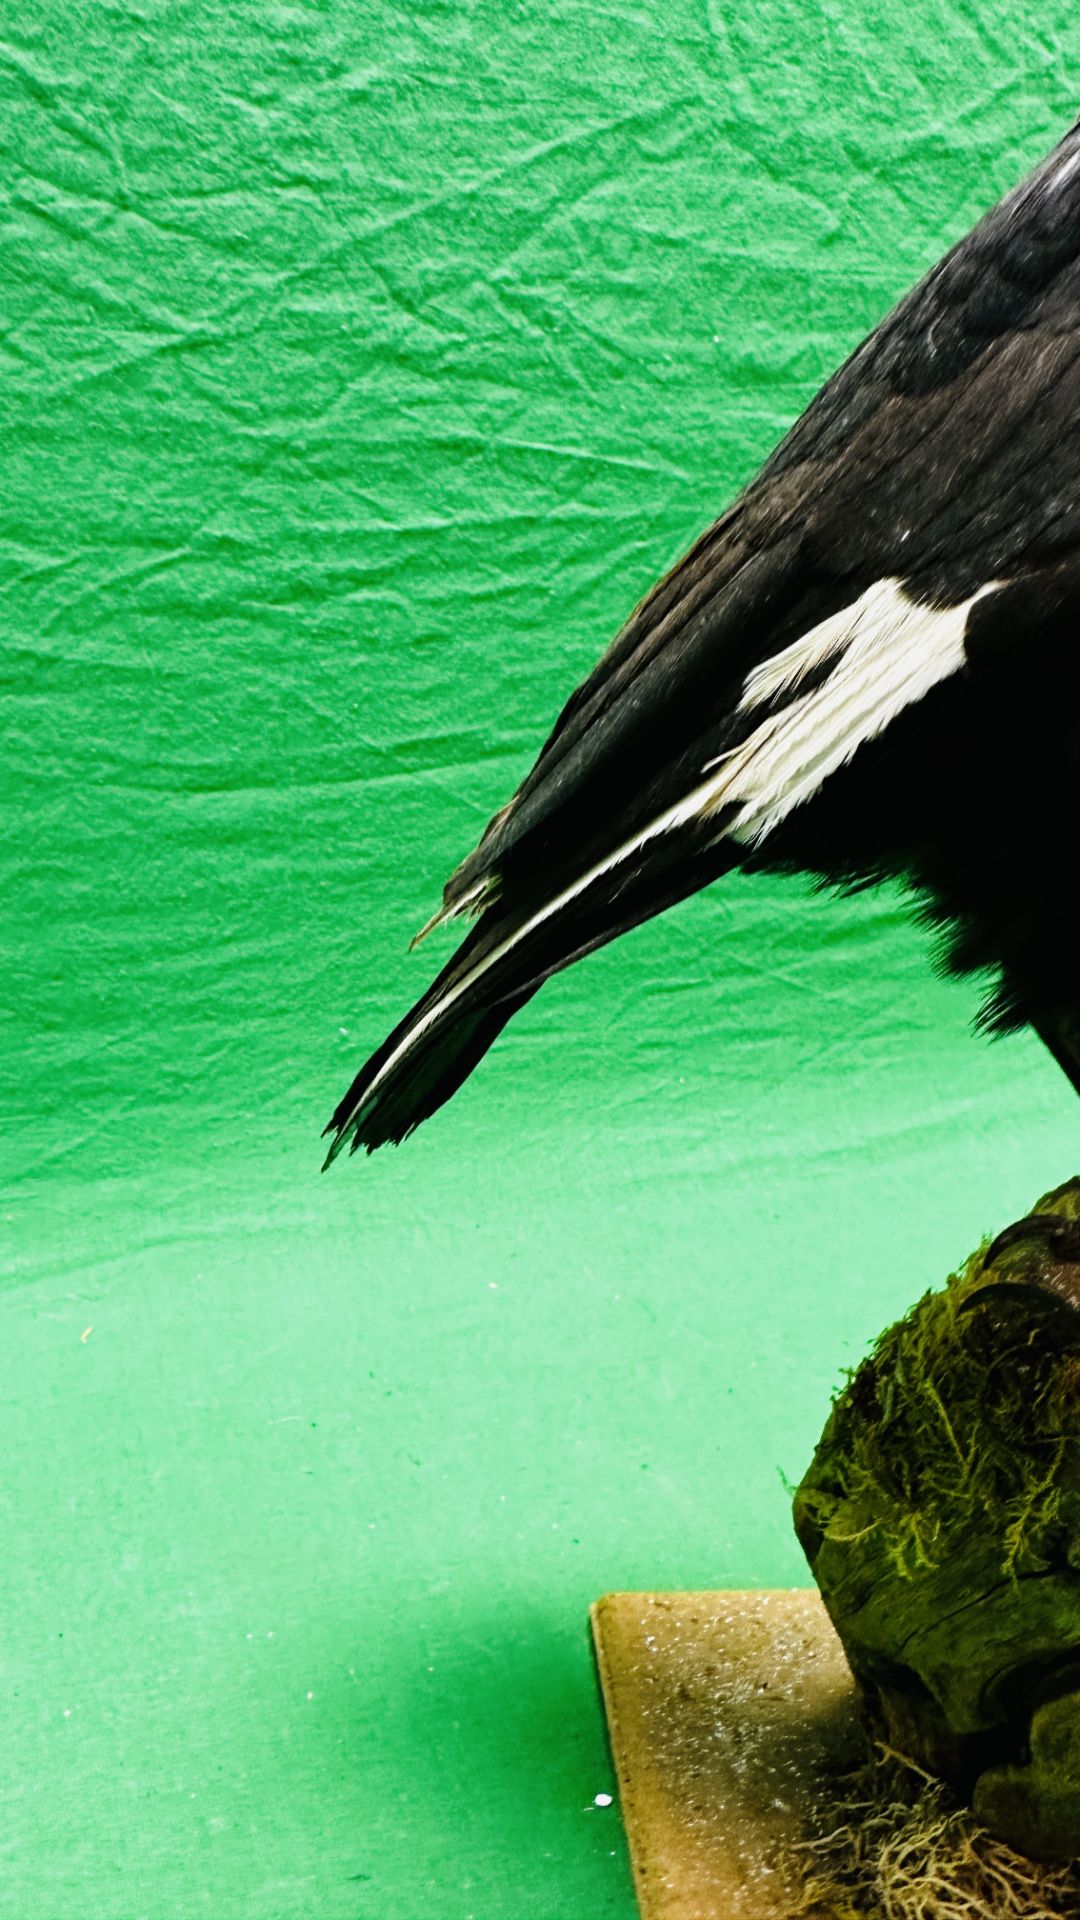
xmin=790 ymin=1747 xmax=1080 ymax=1920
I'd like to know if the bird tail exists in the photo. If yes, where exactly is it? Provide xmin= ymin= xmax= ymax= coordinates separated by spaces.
xmin=323 ymin=830 xmax=736 ymax=1162
xmin=322 ymin=938 xmax=538 ymax=1162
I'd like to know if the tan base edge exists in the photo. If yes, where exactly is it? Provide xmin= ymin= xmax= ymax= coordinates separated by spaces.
xmin=590 ymin=1590 xmax=862 ymax=1920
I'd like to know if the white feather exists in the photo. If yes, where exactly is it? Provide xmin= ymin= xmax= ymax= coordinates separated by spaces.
xmin=724 ymin=577 xmax=999 ymax=845
xmin=410 ymin=877 xmax=494 ymax=949
xmin=1049 ymin=146 xmax=1080 ymax=194
xmin=737 ymin=594 xmax=864 ymax=710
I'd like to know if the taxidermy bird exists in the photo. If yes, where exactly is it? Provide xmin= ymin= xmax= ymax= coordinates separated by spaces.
xmin=324 ymin=118 xmax=1080 ymax=1163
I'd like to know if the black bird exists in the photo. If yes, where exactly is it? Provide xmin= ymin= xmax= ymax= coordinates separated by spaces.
xmin=324 ymin=118 xmax=1080 ymax=1163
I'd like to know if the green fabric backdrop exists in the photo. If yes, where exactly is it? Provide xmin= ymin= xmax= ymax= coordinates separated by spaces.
xmin=5 ymin=4 xmax=1079 ymax=1914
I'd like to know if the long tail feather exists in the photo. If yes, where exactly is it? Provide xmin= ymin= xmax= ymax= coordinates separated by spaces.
xmin=324 ymin=826 xmax=736 ymax=1161
xmin=323 ymin=973 xmax=536 ymax=1160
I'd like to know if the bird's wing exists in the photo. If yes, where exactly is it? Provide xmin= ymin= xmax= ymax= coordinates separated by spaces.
xmin=433 ymin=120 xmax=1080 ymax=936
xmin=326 ymin=118 xmax=1080 ymax=1156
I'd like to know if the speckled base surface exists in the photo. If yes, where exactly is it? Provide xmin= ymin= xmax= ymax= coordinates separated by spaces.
xmin=591 ymin=1591 xmax=862 ymax=1920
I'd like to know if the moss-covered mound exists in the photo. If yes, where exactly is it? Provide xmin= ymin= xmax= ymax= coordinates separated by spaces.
xmin=795 ymin=1177 xmax=1080 ymax=1862
xmin=798 ymin=1183 xmax=1080 ymax=1580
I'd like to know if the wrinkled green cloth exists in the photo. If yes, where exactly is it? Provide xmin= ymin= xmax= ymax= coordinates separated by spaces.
xmin=4 ymin=2 xmax=1080 ymax=1914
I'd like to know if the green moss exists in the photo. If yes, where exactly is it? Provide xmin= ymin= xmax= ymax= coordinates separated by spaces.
xmin=798 ymin=1184 xmax=1080 ymax=1580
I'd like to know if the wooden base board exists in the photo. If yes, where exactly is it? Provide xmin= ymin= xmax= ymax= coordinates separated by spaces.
xmin=591 ymin=1590 xmax=862 ymax=1920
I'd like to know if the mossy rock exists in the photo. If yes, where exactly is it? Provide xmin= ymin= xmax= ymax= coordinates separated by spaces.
xmin=794 ymin=1177 xmax=1080 ymax=1861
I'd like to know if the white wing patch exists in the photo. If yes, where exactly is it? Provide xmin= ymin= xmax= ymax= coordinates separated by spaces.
xmin=736 ymin=589 xmax=872 ymax=710
xmin=723 ymin=576 xmax=999 ymax=845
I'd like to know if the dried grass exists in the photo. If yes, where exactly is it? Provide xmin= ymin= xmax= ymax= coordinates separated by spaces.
xmin=793 ymin=1745 xmax=1080 ymax=1920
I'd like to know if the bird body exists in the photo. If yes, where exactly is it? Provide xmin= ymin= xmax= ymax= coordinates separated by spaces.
xmin=325 ymin=119 xmax=1080 ymax=1162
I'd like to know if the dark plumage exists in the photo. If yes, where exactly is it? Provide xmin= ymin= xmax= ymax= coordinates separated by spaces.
xmin=325 ymin=119 xmax=1080 ymax=1163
